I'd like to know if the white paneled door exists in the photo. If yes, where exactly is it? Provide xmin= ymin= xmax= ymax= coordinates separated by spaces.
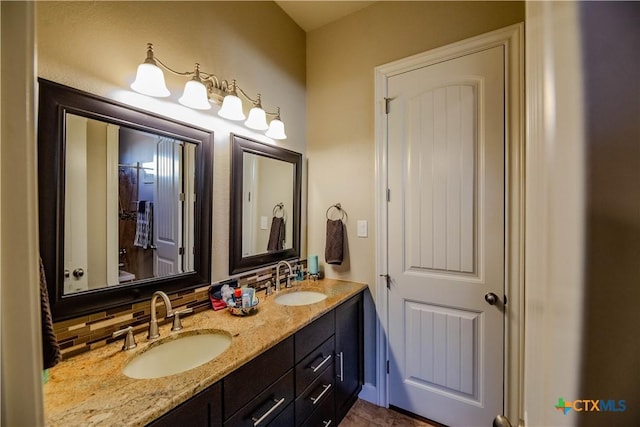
xmin=387 ymin=45 xmax=505 ymax=426
xmin=154 ymin=137 xmax=183 ymax=276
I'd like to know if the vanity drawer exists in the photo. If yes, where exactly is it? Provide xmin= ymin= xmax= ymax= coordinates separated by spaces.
xmin=295 ymin=311 xmax=334 ymax=363
xmin=268 ymin=402 xmax=294 ymax=426
xmin=296 ymin=336 xmax=335 ymax=396
xmin=147 ymin=381 xmax=222 ymax=427
xmin=300 ymin=388 xmax=334 ymax=427
xmin=224 ymin=336 xmax=294 ymax=418
xmin=225 ymin=370 xmax=294 ymax=427
xmin=295 ymin=363 xmax=334 ymax=426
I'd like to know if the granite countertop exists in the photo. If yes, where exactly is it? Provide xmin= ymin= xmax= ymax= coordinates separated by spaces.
xmin=44 ymin=279 xmax=368 ymax=426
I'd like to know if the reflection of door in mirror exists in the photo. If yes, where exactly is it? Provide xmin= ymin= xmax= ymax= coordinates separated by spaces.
xmin=118 ymin=130 xmax=194 ymax=282
xmin=242 ymin=154 xmax=258 ymax=256
xmin=64 ymin=113 xmax=196 ymax=295
xmin=241 ymin=152 xmax=294 ymax=257
xmin=64 ymin=115 xmax=119 ymax=293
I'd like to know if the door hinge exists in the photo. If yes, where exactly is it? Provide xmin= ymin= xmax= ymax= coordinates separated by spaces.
xmin=504 ymin=294 xmax=508 ymax=305
xmin=384 ymin=97 xmax=391 ymax=114
xmin=386 ymin=188 xmax=391 ymax=202
xmin=380 ymin=274 xmax=391 ymax=289
xmin=179 ymin=247 xmax=184 ymax=255
xmin=387 ymin=360 xmax=390 ymax=374
xmin=179 ymin=193 xmax=185 ymax=202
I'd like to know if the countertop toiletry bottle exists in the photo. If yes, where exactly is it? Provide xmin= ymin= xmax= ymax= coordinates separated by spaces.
xmin=242 ymin=291 xmax=250 ymax=308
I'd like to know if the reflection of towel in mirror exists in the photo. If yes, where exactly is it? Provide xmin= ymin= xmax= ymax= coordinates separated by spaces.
xmin=325 ymin=219 xmax=344 ymax=265
xmin=134 ymin=201 xmax=153 ymax=249
xmin=40 ymin=257 xmax=61 ymax=369
xmin=267 ymin=217 xmax=285 ymax=251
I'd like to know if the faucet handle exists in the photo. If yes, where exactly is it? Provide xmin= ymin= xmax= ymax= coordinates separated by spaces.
xmin=265 ymin=280 xmax=273 ymax=296
xmin=113 ymin=326 xmax=137 ymax=351
xmin=171 ymin=308 xmax=193 ymax=332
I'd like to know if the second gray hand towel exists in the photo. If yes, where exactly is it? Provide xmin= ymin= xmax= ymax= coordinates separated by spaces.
xmin=325 ymin=219 xmax=344 ymax=265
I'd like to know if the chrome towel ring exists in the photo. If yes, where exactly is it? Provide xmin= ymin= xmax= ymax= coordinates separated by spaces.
xmin=326 ymin=203 xmax=347 ymax=222
xmin=273 ymin=202 xmax=286 ymax=219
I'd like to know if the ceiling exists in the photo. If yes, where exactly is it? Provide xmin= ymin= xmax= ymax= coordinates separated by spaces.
xmin=275 ymin=1 xmax=376 ymax=32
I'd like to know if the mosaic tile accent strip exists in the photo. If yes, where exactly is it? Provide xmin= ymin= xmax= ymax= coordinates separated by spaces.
xmin=53 ymin=261 xmax=306 ymax=359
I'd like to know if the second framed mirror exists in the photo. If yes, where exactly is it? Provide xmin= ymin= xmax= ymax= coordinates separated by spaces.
xmin=230 ymin=134 xmax=302 ymax=274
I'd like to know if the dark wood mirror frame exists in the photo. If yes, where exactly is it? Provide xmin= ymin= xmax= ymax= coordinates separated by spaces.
xmin=38 ymin=79 xmax=213 ymax=321
xmin=229 ymin=134 xmax=302 ymax=274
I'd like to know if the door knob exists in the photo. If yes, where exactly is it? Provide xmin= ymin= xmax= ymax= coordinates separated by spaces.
xmin=493 ymin=414 xmax=513 ymax=427
xmin=485 ymin=292 xmax=499 ymax=305
xmin=73 ymin=268 xmax=85 ymax=278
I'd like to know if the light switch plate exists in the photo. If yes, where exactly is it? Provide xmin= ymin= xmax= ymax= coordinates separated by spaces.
xmin=357 ymin=220 xmax=368 ymax=238
xmin=260 ymin=216 xmax=268 ymax=230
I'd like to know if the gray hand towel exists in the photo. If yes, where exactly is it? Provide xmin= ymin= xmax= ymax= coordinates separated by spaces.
xmin=40 ymin=257 xmax=61 ymax=369
xmin=267 ymin=217 xmax=285 ymax=251
xmin=325 ymin=219 xmax=344 ymax=265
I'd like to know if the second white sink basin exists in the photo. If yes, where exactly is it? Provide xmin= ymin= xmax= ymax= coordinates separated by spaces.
xmin=123 ymin=331 xmax=231 ymax=379
xmin=275 ymin=290 xmax=327 ymax=306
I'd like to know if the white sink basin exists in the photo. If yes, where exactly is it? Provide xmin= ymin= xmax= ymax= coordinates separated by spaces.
xmin=275 ymin=290 xmax=327 ymax=306
xmin=123 ymin=331 xmax=231 ymax=379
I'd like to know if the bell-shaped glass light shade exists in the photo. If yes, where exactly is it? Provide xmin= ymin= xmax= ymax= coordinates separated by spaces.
xmin=131 ymin=63 xmax=170 ymax=97
xmin=179 ymin=80 xmax=211 ymax=110
xmin=245 ymin=107 xmax=269 ymax=130
xmin=218 ymin=94 xmax=245 ymax=121
xmin=265 ymin=118 xmax=287 ymax=140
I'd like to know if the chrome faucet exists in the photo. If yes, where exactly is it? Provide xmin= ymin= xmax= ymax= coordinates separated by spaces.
xmin=275 ymin=260 xmax=293 ymax=291
xmin=148 ymin=291 xmax=174 ymax=339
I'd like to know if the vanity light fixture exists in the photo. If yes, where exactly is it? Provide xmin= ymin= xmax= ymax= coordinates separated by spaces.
xmin=265 ymin=108 xmax=287 ymax=140
xmin=178 ymin=64 xmax=212 ymax=110
xmin=131 ymin=43 xmax=287 ymax=139
xmin=244 ymin=94 xmax=269 ymax=130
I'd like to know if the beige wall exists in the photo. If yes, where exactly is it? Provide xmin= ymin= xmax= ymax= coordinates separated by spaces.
xmin=37 ymin=1 xmax=307 ymax=281
xmin=306 ymin=1 xmax=524 ymax=294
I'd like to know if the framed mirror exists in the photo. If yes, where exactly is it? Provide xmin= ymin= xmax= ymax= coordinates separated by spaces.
xmin=230 ymin=134 xmax=301 ymax=274
xmin=38 ymin=79 xmax=213 ymax=320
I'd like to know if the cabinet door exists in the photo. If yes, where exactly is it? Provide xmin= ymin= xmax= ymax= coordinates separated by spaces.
xmin=334 ymin=293 xmax=363 ymax=422
xmin=147 ymin=381 xmax=222 ymax=427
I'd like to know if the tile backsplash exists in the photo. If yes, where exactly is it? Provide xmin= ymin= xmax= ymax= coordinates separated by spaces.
xmin=54 ymin=261 xmax=305 ymax=359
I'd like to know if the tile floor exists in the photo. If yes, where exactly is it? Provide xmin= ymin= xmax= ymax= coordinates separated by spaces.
xmin=340 ymin=399 xmax=439 ymax=426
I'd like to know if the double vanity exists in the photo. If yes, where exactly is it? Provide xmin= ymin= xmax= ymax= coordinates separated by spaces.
xmin=44 ymin=279 xmax=366 ymax=426
xmin=36 ymin=80 xmax=361 ymax=426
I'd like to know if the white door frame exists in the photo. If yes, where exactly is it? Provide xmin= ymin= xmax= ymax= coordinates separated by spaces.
xmin=374 ymin=23 xmax=524 ymax=423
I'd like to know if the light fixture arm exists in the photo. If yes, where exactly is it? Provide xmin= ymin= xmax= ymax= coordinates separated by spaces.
xmin=232 ymin=85 xmax=280 ymax=117
xmin=132 ymin=43 xmax=286 ymax=138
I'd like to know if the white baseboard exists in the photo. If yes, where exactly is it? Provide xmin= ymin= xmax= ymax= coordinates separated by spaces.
xmin=358 ymin=383 xmax=380 ymax=405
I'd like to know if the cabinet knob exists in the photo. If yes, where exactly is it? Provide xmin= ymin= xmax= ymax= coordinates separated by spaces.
xmin=73 ymin=268 xmax=85 ymax=278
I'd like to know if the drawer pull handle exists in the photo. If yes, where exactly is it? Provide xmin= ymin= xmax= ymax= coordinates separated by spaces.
xmin=310 ymin=354 xmax=332 ymax=373
xmin=310 ymin=383 xmax=332 ymax=405
xmin=322 ymin=421 xmax=332 ymax=427
xmin=337 ymin=351 xmax=344 ymax=382
xmin=251 ymin=397 xmax=285 ymax=426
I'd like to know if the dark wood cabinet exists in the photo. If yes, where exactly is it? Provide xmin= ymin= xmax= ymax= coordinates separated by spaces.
xmin=334 ymin=293 xmax=364 ymax=422
xmin=225 ymin=370 xmax=294 ymax=427
xmin=224 ymin=337 xmax=294 ymax=420
xmin=223 ymin=337 xmax=294 ymax=426
xmin=147 ymin=291 xmax=363 ymax=427
xmin=295 ymin=360 xmax=335 ymax=426
xmin=147 ymin=381 xmax=222 ymax=427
